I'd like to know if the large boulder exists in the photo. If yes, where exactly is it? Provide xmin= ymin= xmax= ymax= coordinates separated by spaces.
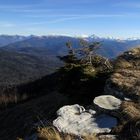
xmin=93 ymin=95 xmax=122 ymax=111
xmin=53 ymin=104 xmax=117 ymax=136
xmin=105 ymin=47 xmax=140 ymax=100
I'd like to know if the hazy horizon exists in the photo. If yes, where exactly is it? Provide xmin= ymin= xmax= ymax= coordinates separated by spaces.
xmin=1 ymin=33 xmax=140 ymax=40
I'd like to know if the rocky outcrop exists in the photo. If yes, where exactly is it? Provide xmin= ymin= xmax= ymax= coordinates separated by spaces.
xmin=105 ymin=47 xmax=140 ymax=100
xmin=93 ymin=95 xmax=122 ymax=111
xmin=53 ymin=104 xmax=118 ymax=136
xmin=52 ymin=48 xmax=140 ymax=138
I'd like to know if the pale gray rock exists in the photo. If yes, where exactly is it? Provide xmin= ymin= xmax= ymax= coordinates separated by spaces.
xmin=53 ymin=104 xmax=117 ymax=136
xmin=56 ymin=104 xmax=85 ymax=117
xmin=93 ymin=95 xmax=122 ymax=111
xmin=98 ymin=134 xmax=117 ymax=140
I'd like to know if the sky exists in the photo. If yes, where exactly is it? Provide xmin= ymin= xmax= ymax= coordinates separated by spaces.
xmin=1 ymin=0 xmax=140 ymax=38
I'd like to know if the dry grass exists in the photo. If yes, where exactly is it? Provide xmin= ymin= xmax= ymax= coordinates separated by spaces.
xmin=0 ymin=93 xmax=28 ymax=109
xmin=37 ymin=127 xmax=99 ymax=140
xmin=83 ymin=135 xmax=99 ymax=140
xmin=119 ymin=118 xmax=140 ymax=140
xmin=121 ymin=101 xmax=140 ymax=120
xmin=115 ymin=59 xmax=134 ymax=69
xmin=0 ymin=92 xmax=69 ymax=140
xmin=105 ymin=48 xmax=140 ymax=99
xmin=37 ymin=126 xmax=117 ymax=140
xmin=112 ymin=101 xmax=140 ymax=140
xmin=37 ymin=127 xmax=62 ymax=140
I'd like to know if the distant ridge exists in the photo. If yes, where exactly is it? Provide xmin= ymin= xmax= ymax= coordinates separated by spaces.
xmin=0 ymin=34 xmax=139 ymax=86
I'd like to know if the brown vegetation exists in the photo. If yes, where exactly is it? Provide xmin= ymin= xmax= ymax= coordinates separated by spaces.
xmin=105 ymin=47 xmax=140 ymax=99
xmin=37 ymin=126 xmax=113 ymax=140
xmin=0 ymin=92 xmax=69 ymax=140
xmin=112 ymin=101 xmax=140 ymax=140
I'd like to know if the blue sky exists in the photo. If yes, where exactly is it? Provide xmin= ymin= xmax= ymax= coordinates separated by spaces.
xmin=1 ymin=0 xmax=140 ymax=38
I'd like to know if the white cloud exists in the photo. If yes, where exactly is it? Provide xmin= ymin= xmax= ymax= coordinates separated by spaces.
xmin=24 ymin=14 xmax=125 ymax=25
xmin=24 ymin=13 xmax=123 ymax=18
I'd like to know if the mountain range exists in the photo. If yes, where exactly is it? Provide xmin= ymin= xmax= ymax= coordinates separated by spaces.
xmin=1 ymin=34 xmax=140 ymax=58
xmin=0 ymin=34 xmax=140 ymax=86
xmin=0 ymin=35 xmax=27 ymax=47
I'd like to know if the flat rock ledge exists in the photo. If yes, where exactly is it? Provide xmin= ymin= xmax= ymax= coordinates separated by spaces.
xmin=93 ymin=95 xmax=122 ymax=111
xmin=53 ymin=104 xmax=117 ymax=136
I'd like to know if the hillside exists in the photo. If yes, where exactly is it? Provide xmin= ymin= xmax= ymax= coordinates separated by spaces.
xmin=105 ymin=47 xmax=140 ymax=99
xmin=0 ymin=47 xmax=139 ymax=140
xmin=38 ymin=47 xmax=140 ymax=140
xmin=0 ymin=49 xmax=60 ymax=86
xmin=0 ymin=35 xmax=139 ymax=87
xmin=2 ymin=36 xmax=80 ymax=56
xmin=0 ymin=35 xmax=139 ymax=110
xmin=0 ymin=35 xmax=27 ymax=47
xmin=0 ymin=92 xmax=69 ymax=140
xmin=1 ymin=35 xmax=139 ymax=58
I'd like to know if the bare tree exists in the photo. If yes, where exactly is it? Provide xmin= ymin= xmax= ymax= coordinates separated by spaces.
xmin=79 ymin=39 xmax=100 ymax=64
xmin=66 ymin=41 xmax=75 ymax=55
